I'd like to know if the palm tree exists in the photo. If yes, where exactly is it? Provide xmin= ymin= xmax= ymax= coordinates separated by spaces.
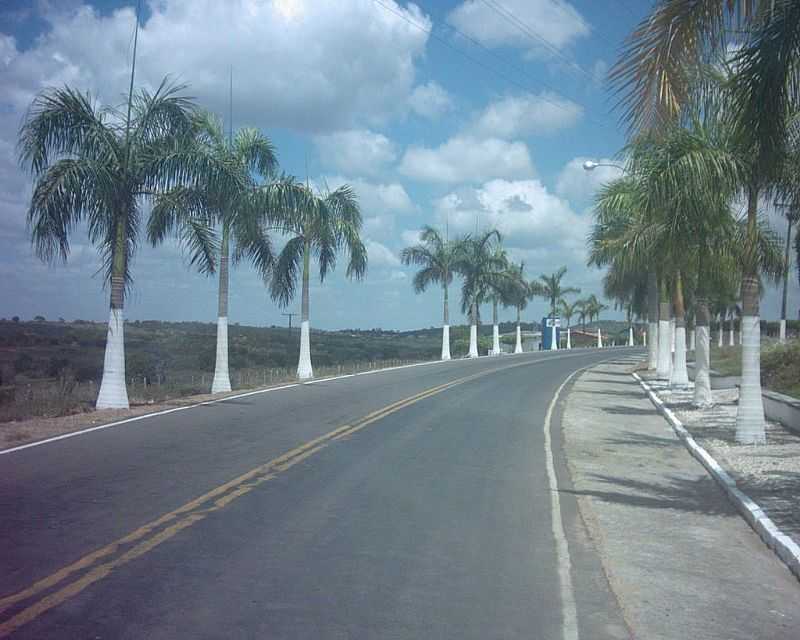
xmin=559 ymin=300 xmax=579 ymax=349
xmin=451 ymin=229 xmax=504 ymax=358
xmin=401 ymin=225 xmax=457 ymax=361
xmin=270 ymin=182 xmax=367 ymax=379
xmin=506 ymin=262 xmax=531 ymax=353
xmin=18 ymin=80 xmax=233 ymax=409
xmin=150 ymin=112 xmax=292 ymax=393
xmin=532 ymin=266 xmax=580 ymax=351
xmin=486 ymin=246 xmax=511 ymax=356
xmin=611 ymin=1 xmax=800 ymax=440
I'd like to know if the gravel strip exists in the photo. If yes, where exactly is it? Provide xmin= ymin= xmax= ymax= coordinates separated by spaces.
xmin=641 ymin=373 xmax=800 ymax=546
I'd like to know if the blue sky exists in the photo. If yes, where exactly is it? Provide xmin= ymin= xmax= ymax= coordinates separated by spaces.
xmin=0 ymin=0 xmax=796 ymax=329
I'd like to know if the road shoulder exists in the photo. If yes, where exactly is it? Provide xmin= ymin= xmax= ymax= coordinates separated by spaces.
xmin=560 ymin=359 xmax=800 ymax=640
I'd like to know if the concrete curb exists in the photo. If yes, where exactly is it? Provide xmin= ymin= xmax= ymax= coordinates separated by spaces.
xmin=632 ymin=372 xmax=800 ymax=582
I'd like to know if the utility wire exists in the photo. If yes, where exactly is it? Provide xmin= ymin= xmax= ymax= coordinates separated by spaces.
xmin=372 ymin=0 xmax=607 ymax=129
xmin=479 ymin=0 xmax=606 ymax=85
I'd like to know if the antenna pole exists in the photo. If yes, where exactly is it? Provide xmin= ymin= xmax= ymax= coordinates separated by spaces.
xmin=228 ymin=65 xmax=233 ymax=146
xmin=124 ymin=0 xmax=141 ymax=147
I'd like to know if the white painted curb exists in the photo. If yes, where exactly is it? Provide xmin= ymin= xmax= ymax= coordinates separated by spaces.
xmin=632 ymin=372 xmax=800 ymax=581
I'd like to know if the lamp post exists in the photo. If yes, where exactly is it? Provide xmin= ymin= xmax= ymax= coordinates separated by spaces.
xmin=582 ymin=160 xmax=625 ymax=172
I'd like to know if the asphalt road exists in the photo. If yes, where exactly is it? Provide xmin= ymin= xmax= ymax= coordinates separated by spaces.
xmin=0 ymin=348 xmax=639 ymax=639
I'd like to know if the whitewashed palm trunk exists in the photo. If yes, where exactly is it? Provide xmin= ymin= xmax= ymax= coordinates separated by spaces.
xmin=643 ymin=329 xmax=647 ymax=347
xmin=670 ymin=318 xmax=676 ymax=353
xmin=491 ymin=299 xmax=500 ymax=355
xmin=211 ymin=226 xmax=232 ymax=393
xmin=441 ymin=281 xmax=451 ymax=361
xmin=736 ymin=278 xmax=766 ymax=444
xmin=656 ymin=301 xmax=671 ymax=381
xmin=688 ymin=329 xmax=695 ymax=352
xmin=693 ymin=298 xmax=713 ymax=407
xmin=468 ymin=302 xmax=479 ymax=358
xmin=96 ymin=239 xmax=129 ymax=409
xmin=628 ymin=326 xmax=634 ymax=346
xmin=96 ymin=308 xmax=129 ymax=409
xmin=670 ymin=273 xmax=689 ymax=389
xmin=717 ymin=317 xmax=724 ymax=348
xmin=728 ymin=310 xmax=735 ymax=346
xmin=670 ymin=326 xmax=689 ymax=388
xmin=550 ymin=324 xmax=558 ymax=350
xmin=297 ymin=239 xmax=313 ymax=380
xmin=779 ymin=320 xmax=786 ymax=343
xmin=566 ymin=325 xmax=572 ymax=350
xmin=647 ymin=272 xmax=658 ymax=369
xmin=736 ymin=192 xmax=766 ymax=444
xmin=596 ymin=328 xmax=603 ymax=348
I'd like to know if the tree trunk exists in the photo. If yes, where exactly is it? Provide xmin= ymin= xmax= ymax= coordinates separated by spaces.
xmin=468 ymin=302 xmax=479 ymax=358
xmin=491 ymin=299 xmax=500 ymax=355
xmin=96 ymin=213 xmax=130 ymax=409
xmin=656 ymin=278 xmax=672 ymax=381
xmin=566 ymin=321 xmax=572 ymax=349
xmin=596 ymin=327 xmax=603 ymax=348
xmin=728 ymin=308 xmax=735 ymax=346
xmin=297 ymin=238 xmax=314 ymax=379
xmin=717 ymin=314 xmax=724 ymax=347
xmin=441 ymin=281 xmax=451 ymax=361
xmin=670 ymin=271 xmax=689 ymax=388
xmin=780 ymin=218 xmax=792 ymax=343
xmin=694 ymin=288 xmax=713 ymax=407
xmin=514 ymin=306 xmax=523 ymax=354
xmin=212 ymin=224 xmax=232 ymax=393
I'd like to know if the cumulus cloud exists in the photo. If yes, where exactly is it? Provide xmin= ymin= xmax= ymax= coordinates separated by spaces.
xmin=399 ymin=135 xmax=534 ymax=184
xmin=437 ymin=179 xmax=587 ymax=254
xmin=447 ymin=0 xmax=589 ymax=54
xmin=472 ymin=92 xmax=583 ymax=138
xmin=0 ymin=1 xmax=430 ymax=131
xmin=408 ymin=81 xmax=454 ymax=119
xmin=314 ymin=130 xmax=397 ymax=176
xmin=365 ymin=239 xmax=401 ymax=267
xmin=556 ymin=157 xmax=624 ymax=207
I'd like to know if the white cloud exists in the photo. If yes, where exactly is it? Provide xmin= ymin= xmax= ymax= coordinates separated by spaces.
xmin=399 ymin=135 xmax=535 ymax=184
xmin=0 ymin=1 xmax=430 ymax=131
xmin=323 ymin=175 xmax=414 ymax=215
xmin=365 ymin=239 xmax=401 ymax=267
xmin=401 ymin=229 xmax=423 ymax=246
xmin=556 ymin=157 xmax=624 ymax=207
xmin=408 ymin=81 xmax=454 ymax=119
xmin=447 ymin=0 xmax=589 ymax=54
xmin=436 ymin=178 xmax=587 ymax=254
xmin=315 ymin=130 xmax=397 ymax=176
xmin=472 ymin=92 xmax=582 ymax=138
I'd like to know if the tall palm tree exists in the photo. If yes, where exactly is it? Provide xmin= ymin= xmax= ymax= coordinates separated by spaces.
xmin=559 ymin=299 xmax=579 ymax=349
xmin=506 ymin=262 xmax=531 ymax=353
xmin=532 ymin=266 xmax=580 ymax=351
xmin=611 ymin=1 xmax=800 ymax=441
xmin=401 ymin=225 xmax=457 ymax=361
xmin=486 ymin=246 xmax=511 ymax=356
xmin=150 ymin=112 xmax=293 ymax=393
xmin=18 ymin=80 xmax=233 ymax=409
xmin=270 ymin=182 xmax=367 ymax=379
xmin=452 ymin=229 xmax=504 ymax=358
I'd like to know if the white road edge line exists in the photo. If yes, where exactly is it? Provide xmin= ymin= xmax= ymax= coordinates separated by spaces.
xmin=632 ymin=372 xmax=800 ymax=581
xmin=0 ymin=348 xmax=628 ymax=457
xmin=543 ymin=366 xmax=584 ymax=640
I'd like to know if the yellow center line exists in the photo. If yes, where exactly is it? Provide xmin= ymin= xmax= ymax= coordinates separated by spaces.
xmin=0 ymin=354 xmax=581 ymax=637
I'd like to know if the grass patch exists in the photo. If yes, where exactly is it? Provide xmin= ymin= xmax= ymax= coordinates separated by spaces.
xmin=709 ymin=339 xmax=800 ymax=399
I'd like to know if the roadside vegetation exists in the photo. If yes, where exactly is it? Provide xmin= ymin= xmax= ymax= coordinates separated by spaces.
xmin=707 ymin=339 xmax=800 ymax=400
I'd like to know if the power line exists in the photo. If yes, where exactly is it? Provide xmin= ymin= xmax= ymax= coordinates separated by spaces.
xmin=479 ymin=0 xmax=606 ymax=85
xmin=371 ymin=0 xmax=608 ymax=129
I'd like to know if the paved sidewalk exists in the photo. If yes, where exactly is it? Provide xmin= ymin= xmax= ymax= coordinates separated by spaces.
xmin=561 ymin=359 xmax=800 ymax=640
xmin=643 ymin=374 xmax=800 ymax=552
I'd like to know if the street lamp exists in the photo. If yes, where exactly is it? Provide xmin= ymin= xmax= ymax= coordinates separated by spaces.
xmin=582 ymin=160 xmax=625 ymax=172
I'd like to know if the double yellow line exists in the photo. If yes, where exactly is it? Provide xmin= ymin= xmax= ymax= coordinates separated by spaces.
xmin=0 ymin=356 xmax=557 ymax=636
